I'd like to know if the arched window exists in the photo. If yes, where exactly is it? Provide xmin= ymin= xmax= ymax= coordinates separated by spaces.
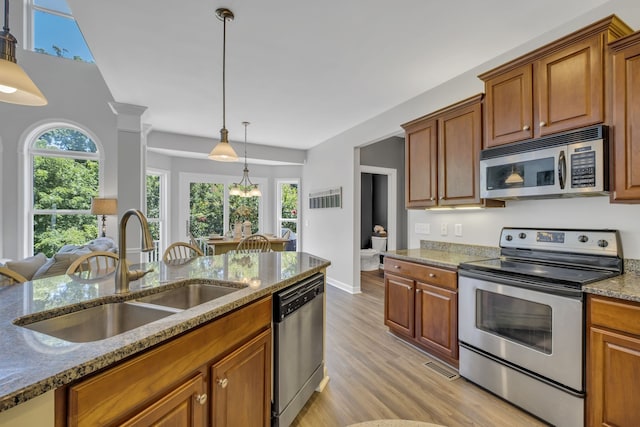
xmin=29 ymin=126 xmax=101 ymax=257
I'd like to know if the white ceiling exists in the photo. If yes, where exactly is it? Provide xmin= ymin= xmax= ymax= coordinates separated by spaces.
xmin=66 ymin=0 xmax=611 ymax=151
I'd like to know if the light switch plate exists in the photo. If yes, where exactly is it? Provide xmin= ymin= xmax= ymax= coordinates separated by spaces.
xmin=415 ymin=223 xmax=430 ymax=234
xmin=455 ymin=224 xmax=463 ymax=236
xmin=440 ymin=223 xmax=448 ymax=236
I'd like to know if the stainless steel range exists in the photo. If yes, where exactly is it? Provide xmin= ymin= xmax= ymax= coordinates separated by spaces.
xmin=458 ymin=228 xmax=623 ymax=427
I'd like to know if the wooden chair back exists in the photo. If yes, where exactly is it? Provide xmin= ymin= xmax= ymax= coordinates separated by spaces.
xmin=236 ymin=234 xmax=271 ymax=253
xmin=163 ymin=242 xmax=204 ymax=262
xmin=0 ymin=267 xmax=29 ymax=285
xmin=65 ymin=251 xmax=119 ymax=279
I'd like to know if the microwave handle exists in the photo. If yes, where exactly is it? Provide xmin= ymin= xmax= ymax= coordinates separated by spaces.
xmin=558 ymin=150 xmax=566 ymax=190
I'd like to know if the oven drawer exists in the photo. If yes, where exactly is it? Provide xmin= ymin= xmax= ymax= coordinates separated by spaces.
xmin=383 ymin=258 xmax=456 ymax=290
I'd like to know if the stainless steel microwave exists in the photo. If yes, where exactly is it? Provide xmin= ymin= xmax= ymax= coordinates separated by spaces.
xmin=480 ymin=125 xmax=609 ymax=200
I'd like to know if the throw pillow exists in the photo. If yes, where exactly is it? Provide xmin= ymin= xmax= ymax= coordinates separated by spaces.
xmin=33 ymin=248 xmax=92 ymax=280
xmin=5 ymin=253 xmax=48 ymax=280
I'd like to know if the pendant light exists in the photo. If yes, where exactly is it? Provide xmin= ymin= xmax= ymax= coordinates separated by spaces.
xmin=0 ymin=0 xmax=47 ymax=106
xmin=229 ymin=121 xmax=262 ymax=197
xmin=505 ymin=166 xmax=524 ymax=185
xmin=208 ymin=8 xmax=238 ymax=162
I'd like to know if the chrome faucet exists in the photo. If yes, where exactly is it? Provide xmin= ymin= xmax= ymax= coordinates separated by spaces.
xmin=115 ymin=209 xmax=155 ymax=294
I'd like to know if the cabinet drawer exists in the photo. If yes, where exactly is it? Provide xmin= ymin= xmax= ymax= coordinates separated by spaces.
xmin=589 ymin=294 xmax=640 ymax=336
xmin=384 ymin=258 xmax=456 ymax=290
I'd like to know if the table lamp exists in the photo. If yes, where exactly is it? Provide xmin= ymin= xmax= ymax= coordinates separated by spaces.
xmin=91 ymin=198 xmax=118 ymax=237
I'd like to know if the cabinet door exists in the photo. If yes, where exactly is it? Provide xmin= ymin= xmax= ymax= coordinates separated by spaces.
xmin=405 ymin=119 xmax=438 ymax=208
xmin=537 ymin=35 xmax=603 ymax=136
xmin=484 ymin=64 xmax=534 ymax=147
xmin=611 ymin=37 xmax=640 ymax=202
xmin=415 ymin=282 xmax=458 ymax=365
xmin=438 ymin=101 xmax=482 ymax=206
xmin=119 ymin=374 xmax=206 ymax=427
xmin=211 ymin=329 xmax=271 ymax=427
xmin=588 ymin=326 xmax=640 ymax=426
xmin=384 ymin=273 xmax=415 ymax=338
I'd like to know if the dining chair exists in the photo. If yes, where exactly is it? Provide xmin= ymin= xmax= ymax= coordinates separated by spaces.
xmin=163 ymin=242 xmax=204 ymax=262
xmin=0 ymin=267 xmax=29 ymax=285
xmin=65 ymin=251 xmax=119 ymax=279
xmin=236 ymin=234 xmax=271 ymax=253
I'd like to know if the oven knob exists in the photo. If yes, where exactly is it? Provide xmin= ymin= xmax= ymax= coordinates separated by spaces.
xmin=505 ymin=234 xmax=513 ymax=241
xmin=518 ymin=233 xmax=527 ymax=239
xmin=578 ymin=235 xmax=589 ymax=243
xmin=598 ymin=239 xmax=609 ymax=248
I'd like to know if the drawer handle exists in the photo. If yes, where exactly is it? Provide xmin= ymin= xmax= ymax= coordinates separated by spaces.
xmin=217 ymin=377 xmax=229 ymax=388
xmin=428 ymin=273 xmax=436 ymax=278
xmin=195 ymin=393 xmax=208 ymax=405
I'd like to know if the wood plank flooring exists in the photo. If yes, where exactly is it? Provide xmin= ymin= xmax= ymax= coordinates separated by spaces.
xmin=291 ymin=269 xmax=548 ymax=427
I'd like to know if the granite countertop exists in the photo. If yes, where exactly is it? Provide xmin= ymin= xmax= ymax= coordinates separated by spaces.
xmin=0 ymin=251 xmax=330 ymax=412
xmin=583 ymin=269 xmax=640 ymax=303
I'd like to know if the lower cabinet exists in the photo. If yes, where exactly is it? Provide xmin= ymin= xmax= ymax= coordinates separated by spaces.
xmin=384 ymin=257 xmax=458 ymax=367
xmin=56 ymin=296 xmax=272 ymax=427
xmin=587 ymin=294 xmax=640 ymax=426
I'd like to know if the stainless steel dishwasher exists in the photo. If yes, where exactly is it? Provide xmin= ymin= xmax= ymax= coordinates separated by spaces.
xmin=272 ymin=272 xmax=325 ymax=427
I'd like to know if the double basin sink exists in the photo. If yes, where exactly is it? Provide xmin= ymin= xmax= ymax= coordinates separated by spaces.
xmin=16 ymin=283 xmax=243 ymax=343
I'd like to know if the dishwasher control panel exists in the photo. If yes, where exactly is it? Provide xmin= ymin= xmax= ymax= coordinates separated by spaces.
xmin=273 ymin=273 xmax=324 ymax=321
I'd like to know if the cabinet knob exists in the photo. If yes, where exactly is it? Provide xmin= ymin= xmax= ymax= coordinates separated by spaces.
xmin=394 ymin=265 xmax=401 ymax=269
xmin=522 ymin=125 xmax=530 ymax=131
xmin=539 ymin=121 xmax=547 ymax=127
xmin=217 ymin=377 xmax=229 ymax=388
xmin=195 ymin=393 xmax=208 ymax=405
xmin=429 ymin=197 xmax=434 ymax=201
xmin=428 ymin=273 xmax=436 ymax=278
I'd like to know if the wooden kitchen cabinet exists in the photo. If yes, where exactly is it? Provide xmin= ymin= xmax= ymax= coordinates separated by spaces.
xmin=587 ymin=294 xmax=640 ymax=426
xmin=57 ymin=297 xmax=272 ymax=427
xmin=211 ymin=329 xmax=271 ymax=427
xmin=481 ymin=15 xmax=632 ymax=147
xmin=610 ymin=31 xmax=640 ymax=202
xmin=402 ymin=94 xmax=500 ymax=209
xmin=384 ymin=257 xmax=458 ymax=367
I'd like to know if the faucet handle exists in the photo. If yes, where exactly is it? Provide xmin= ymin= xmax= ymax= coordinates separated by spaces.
xmin=128 ymin=267 xmax=154 ymax=281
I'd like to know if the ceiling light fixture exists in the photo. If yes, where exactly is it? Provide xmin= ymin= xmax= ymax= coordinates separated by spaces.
xmin=208 ymin=7 xmax=238 ymax=162
xmin=229 ymin=121 xmax=261 ymax=197
xmin=0 ymin=0 xmax=47 ymax=106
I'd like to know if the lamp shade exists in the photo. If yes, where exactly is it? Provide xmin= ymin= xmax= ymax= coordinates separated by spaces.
xmin=90 ymin=198 xmax=118 ymax=215
xmin=208 ymin=141 xmax=238 ymax=161
xmin=0 ymin=58 xmax=47 ymax=106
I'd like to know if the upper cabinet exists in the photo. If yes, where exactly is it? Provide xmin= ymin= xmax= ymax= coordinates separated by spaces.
xmin=480 ymin=15 xmax=633 ymax=148
xmin=402 ymin=94 xmax=502 ymax=209
xmin=610 ymin=30 xmax=640 ymax=203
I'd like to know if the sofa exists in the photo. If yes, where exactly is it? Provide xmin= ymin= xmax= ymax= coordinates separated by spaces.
xmin=1 ymin=237 xmax=118 ymax=282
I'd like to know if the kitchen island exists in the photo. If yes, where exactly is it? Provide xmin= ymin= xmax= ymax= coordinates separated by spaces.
xmin=0 ymin=251 xmax=329 ymax=425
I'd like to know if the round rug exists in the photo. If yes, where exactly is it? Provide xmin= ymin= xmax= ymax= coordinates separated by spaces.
xmin=348 ymin=420 xmax=445 ymax=427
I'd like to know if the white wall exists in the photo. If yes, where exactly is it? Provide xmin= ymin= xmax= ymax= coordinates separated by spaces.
xmin=304 ymin=0 xmax=640 ymax=292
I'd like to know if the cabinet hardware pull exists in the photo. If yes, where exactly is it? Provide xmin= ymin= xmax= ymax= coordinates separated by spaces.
xmin=195 ymin=393 xmax=208 ymax=405
xmin=428 ymin=273 xmax=436 ymax=278
xmin=394 ymin=265 xmax=401 ymax=269
xmin=539 ymin=121 xmax=547 ymax=127
xmin=522 ymin=125 xmax=530 ymax=131
xmin=217 ymin=377 xmax=229 ymax=388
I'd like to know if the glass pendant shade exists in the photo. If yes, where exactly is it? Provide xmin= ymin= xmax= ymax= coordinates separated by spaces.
xmin=208 ymin=129 xmax=238 ymax=161
xmin=0 ymin=0 xmax=47 ymax=106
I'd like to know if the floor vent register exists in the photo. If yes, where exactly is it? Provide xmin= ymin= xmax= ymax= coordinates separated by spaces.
xmin=423 ymin=360 xmax=460 ymax=381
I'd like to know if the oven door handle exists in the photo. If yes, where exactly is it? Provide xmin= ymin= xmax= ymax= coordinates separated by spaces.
xmin=558 ymin=150 xmax=567 ymax=190
xmin=458 ymin=269 xmax=583 ymax=299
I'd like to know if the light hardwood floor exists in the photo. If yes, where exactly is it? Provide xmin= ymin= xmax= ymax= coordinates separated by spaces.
xmin=291 ymin=269 xmax=548 ymax=427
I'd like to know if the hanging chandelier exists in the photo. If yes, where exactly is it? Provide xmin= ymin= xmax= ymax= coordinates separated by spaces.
xmin=229 ymin=121 xmax=262 ymax=197
xmin=208 ymin=7 xmax=238 ymax=162
xmin=0 ymin=0 xmax=47 ymax=106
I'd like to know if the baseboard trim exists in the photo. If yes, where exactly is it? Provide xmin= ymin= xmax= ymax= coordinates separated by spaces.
xmin=327 ymin=277 xmax=360 ymax=294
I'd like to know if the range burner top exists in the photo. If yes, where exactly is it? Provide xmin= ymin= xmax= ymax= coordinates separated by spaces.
xmin=458 ymin=227 xmax=623 ymax=292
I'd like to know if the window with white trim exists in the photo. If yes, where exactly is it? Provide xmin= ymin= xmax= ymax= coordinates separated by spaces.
xmin=276 ymin=179 xmax=299 ymax=251
xmin=30 ymin=126 xmax=101 ymax=257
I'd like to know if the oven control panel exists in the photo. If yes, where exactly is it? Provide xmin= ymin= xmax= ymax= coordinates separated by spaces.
xmin=500 ymin=228 xmax=620 ymax=256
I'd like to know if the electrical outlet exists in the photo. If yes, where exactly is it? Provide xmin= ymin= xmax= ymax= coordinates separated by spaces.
xmin=455 ymin=224 xmax=463 ymax=237
xmin=415 ymin=223 xmax=430 ymax=234
xmin=440 ymin=223 xmax=448 ymax=236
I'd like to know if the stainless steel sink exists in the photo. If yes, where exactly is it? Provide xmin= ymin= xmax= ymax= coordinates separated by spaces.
xmin=134 ymin=283 xmax=241 ymax=310
xmin=20 ymin=302 xmax=174 ymax=343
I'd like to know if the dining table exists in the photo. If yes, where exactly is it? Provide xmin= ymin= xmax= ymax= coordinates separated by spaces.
xmin=206 ymin=236 xmax=291 ymax=255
